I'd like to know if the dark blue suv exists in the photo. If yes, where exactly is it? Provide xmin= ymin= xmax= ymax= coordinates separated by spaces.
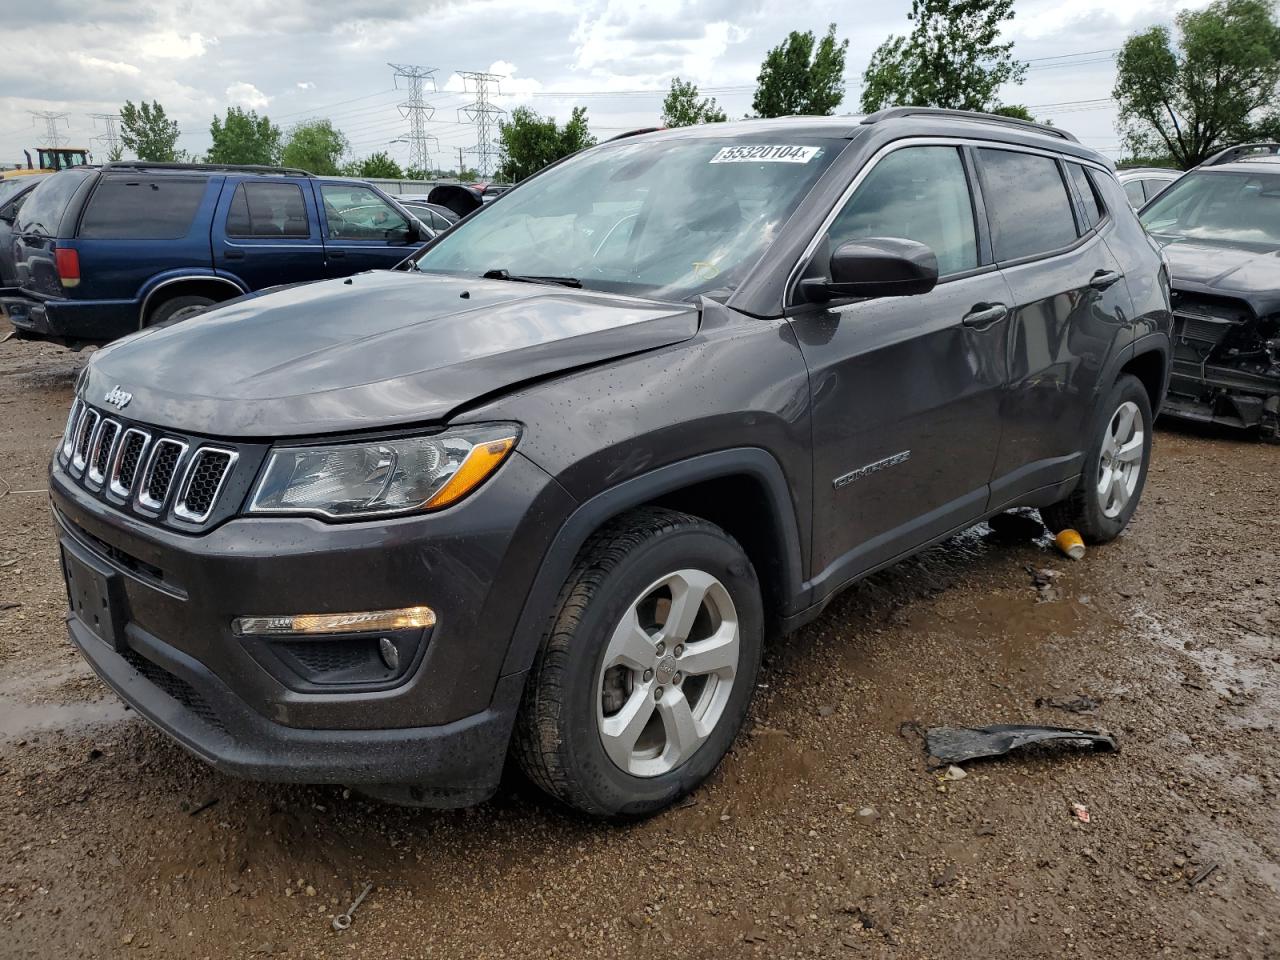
xmin=1 ymin=163 xmax=430 ymax=343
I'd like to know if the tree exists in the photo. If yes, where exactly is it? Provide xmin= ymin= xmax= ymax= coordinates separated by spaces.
xmin=280 ymin=119 xmax=349 ymax=175
xmin=497 ymin=106 xmax=597 ymax=182
xmin=752 ymin=25 xmax=848 ymax=118
xmin=1114 ymin=0 xmax=1280 ymax=169
xmin=119 ymin=100 xmax=181 ymax=163
xmin=207 ymin=107 xmax=282 ymax=166
xmin=860 ymin=0 xmax=1027 ymax=113
xmin=661 ymin=77 xmax=728 ymax=127
xmin=404 ymin=165 xmax=430 ymax=180
xmin=344 ymin=151 xmax=403 ymax=179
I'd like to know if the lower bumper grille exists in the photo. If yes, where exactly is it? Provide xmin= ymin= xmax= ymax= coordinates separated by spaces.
xmin=120 ymin=648 xmax=227 ymax=735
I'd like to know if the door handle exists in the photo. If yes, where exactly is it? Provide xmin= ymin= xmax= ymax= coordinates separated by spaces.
xmin=329 ymin=249 xmax=346 ymax=258
xmin=1089 ymin=270 xmax=1123 ymax=290
xmin=223 ymin=249 xmax=244 ymax=261
xmin=961 ymin=303 xmax=1008 ymax=328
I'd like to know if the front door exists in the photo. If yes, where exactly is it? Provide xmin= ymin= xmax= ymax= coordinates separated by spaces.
xmin=213 ymin=178 xmax=326 ymax=291
xmin=316 ymin=182 xmax=423 ymax=275
xmin=788 ymin=144 xmax=1011 ymax=592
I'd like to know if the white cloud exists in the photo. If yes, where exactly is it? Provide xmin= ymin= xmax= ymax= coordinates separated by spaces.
xmin=296 ymin=81 xmax=315 ymax=90
xmin=226 ymin=81 xmax=270 ymax=110
xmin=137 ymin=31 xmax=211 ymax=60
xmin=74 ymin=54 xmax=141 ymax=76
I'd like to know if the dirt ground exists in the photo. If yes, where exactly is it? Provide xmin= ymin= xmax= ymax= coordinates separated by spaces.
xmin=0 ymin=323 xmax=1277 ymax=960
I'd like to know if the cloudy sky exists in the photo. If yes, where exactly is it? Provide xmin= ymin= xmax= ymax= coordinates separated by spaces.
xmin=0 ymin=0 xmax=1210 ymax=172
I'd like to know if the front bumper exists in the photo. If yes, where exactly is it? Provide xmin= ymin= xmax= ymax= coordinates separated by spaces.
xmin=52 ymin=448 xmax=575 ymax=801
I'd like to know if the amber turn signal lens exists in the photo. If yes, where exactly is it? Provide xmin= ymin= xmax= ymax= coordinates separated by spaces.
xmin=423 ymin=436 xmax=517 ymax=509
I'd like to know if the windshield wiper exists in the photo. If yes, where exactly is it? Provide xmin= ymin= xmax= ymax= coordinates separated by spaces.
xmin=482 ymin=268 xmax=582 ymax=289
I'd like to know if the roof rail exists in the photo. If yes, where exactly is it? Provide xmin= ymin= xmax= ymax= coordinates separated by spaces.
xmin=861 ymin=106 xmax=1078 ymax=143
xmin=102 ymin=161 xmax=314 ymax=177
xmin=603 ymin=127 xmax=665 ymax=143
xmin=1201 ymin=142 xmax=1280 ymax=166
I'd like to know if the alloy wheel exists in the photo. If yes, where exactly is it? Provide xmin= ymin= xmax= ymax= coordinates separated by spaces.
xmin=1097 ymin=400 xmax=1144 ymax=519
xmin=596 ymin=569 xmax=740 ymax=778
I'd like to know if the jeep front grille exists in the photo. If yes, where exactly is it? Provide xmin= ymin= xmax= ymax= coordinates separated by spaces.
xmin=87 ymin=419 xmax=119 ymax=487
xmin=110 ymin=429 xmax=149 ymax=498
xmin=139 ymin=439 xmax=187 ymax=511
xmin=55 ymin=402 xmax=250 ymax=528
xmin=173 ymin=448 xmax=237 ymax=523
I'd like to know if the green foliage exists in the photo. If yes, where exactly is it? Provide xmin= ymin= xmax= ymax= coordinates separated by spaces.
xmin=207 ymin=107 xmax=282 ymax=166
xmin=1114 ymin=0 xmax=1280 ymax=169
xmin=860 ymin=0 xmax=1027 ymax=112
xmin=118 ymin=100 xmax=181 ymax=163
xmin=347 ymin=151 xmax=404 ymax=179
xmin=281 ymin=119 xmax=349 ymax=175
xmin=404 ymin=165 xmax=431 ymax=180
xmin=989 ymin=104 xmax=1033 ymax=121
xmin=497 ymin=106 xmax=597 ymax=182
xmin=661 ymin=77 xmax=729 ymax=127
xmin=752 ymin=24 xmax=848 ymax=118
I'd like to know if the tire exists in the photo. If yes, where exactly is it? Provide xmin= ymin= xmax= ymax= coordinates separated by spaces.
xmin=146 ymin=295 xmax=216 ymax=328
xmin=1041 ymin=373 xmax=1153 ymax=544
xmin=514 ymin=507 xmax=764 ymax=818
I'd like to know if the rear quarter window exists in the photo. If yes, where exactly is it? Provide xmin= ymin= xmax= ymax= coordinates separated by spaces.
xmin=79 ymin=177 xmax=208 ymax=240
xmin=978 ymin=148 xmax=1079 ymax=261
xmin=14 ymin=169 xmax=92 ymax=237
xmin=1065 ymin=163 xmax=1106 ymax=231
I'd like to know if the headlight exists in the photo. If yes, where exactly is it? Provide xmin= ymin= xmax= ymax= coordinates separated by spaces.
xmin=248 ymin=424 xmax=518 ymax=519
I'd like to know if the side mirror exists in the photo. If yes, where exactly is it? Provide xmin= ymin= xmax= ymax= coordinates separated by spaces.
xmin=801 ymin=238 xmax=939 ymax=302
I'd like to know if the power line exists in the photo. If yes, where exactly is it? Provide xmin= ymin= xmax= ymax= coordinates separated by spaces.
xmin=88 ymin=113 xmax=120 ymax=160
xmin=30 ymin=110 xmax=69 ymax=148
xmin=458 ymin=71 xmax=506 ymax=178
xmin=389 ymin=63 xmax=440 ymax=172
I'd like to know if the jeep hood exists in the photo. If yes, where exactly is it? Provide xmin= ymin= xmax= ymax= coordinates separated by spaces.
xmin=83 ymin=271 xmax=699 ymax=437
xmin=1156 ymin=236 xmax=1280 ymax=314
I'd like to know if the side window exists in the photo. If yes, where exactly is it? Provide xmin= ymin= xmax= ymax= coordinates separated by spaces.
xmin=827 ymin=146 xmax=978 ymax=277
xmin=319 ymin=184 xmax=410 ymax=240
xmin=1142 ymin=178 xmax=1172 ymax=201
xmin=978 ymin=149 xmax=1078 ymax=260
xmin=1123 ymin=179 xmax=1147 ymax=207
xmin=79 ymin=178 xmax=206 ymax=240
xmin=1065 ymin=162 xmax=1105 ymax=231
xmin=225 ymin=182 xmax=310 ymax=238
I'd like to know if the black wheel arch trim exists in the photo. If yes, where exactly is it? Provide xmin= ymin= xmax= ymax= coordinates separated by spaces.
xmin=499 ymin=447 xmax=807 ymax=678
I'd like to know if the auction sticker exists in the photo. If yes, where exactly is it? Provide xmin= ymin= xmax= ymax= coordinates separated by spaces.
xmin=710 ymin=145 xmax=820 ymax=164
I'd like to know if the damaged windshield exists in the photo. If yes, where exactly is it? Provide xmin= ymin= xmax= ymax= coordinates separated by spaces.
xmin=409 ymin=136 xmax=844 ymax=301
xmin=1141 ymin=169 xmax=1280 ymax=248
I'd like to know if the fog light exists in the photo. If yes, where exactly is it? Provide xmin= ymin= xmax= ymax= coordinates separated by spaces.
xmin=233 ymin=606 xmax=436 ymax=637
xmin=378 ymin=637 xmax=401 ymax=671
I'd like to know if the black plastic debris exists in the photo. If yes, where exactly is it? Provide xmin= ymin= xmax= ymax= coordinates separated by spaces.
xmin=986 ymin=511 xmax=1046 ymax=543
xmin=925 ymin=724 xmax=1118 ymax=766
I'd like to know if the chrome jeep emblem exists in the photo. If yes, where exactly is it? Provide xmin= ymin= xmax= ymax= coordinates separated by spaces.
xmin=655 ymin=654 xmax=678 ymax=685
xmin=103 ymin=385 xmax=133 ymax=410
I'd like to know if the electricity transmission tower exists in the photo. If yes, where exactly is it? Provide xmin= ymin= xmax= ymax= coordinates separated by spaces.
xmin=388 ymin=63 xmax=439 ymax=173
xmin=30 ymin=111 xmax=69 ymax=148
xmin=457 ymin=71 xmax=505 ymax=179
xmin=89 ymin=114 xmax=122 ymax=160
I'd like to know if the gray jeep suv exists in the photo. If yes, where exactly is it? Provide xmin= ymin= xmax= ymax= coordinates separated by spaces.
xmin=50 ymin=108 xmax=1172 ymax=817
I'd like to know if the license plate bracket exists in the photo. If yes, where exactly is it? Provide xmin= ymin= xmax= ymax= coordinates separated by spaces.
xmin=61 ymin=539 xmax=128 ymax=651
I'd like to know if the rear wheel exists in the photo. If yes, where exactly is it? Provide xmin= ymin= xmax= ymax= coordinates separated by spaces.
xmin=1041 ymin=374 xmax=1153 ymax=543
xmin=514 ymin=507 xmax=763 ymax=818
xmin=146 ymin=294 xmax=216 ymax=328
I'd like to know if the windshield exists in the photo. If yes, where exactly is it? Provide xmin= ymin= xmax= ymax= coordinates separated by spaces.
xmin=0 ymin=178 xmax=33 ymax=205
xmin=1140 ymin=169 xmax=1280 ymax=247
xmin=15 ymin=169 xmax=91 ymax=237
xmin=410 ymin=137 xmax=844 ymax=300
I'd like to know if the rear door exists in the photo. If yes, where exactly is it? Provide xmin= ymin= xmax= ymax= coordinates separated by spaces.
xmin=212 ymin=177 xmax=326 ymax=290
xmin=978 ymin=147 xmax=1132 ymax=505
xmin=315 ymin=181 xmax=423 ymax=275
xmin=788 ymin=143 xmax=1013 ymax=587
